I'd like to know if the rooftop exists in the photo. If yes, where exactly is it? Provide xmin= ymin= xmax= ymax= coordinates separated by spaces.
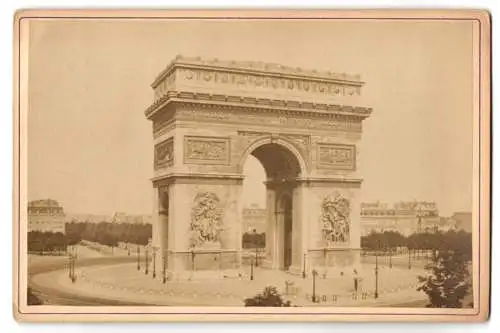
xmin=28 ymin=199 xmax=62 ymax=208
xmin=152 ymin=55 xmax=364 ymax=88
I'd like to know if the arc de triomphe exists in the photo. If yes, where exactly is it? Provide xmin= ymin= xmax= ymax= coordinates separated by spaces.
xmin=144 ymin=56 xmax=372 ymax=280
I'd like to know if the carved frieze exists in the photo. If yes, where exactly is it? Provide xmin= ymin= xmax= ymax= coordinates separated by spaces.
xmin=154 ymin=137 xmax=174 ymax=169
xmin=178 ymin=109 xmax=362 ymax=133
xmin=317 ymin=144 xmax=356 ymax=170
xmin=181 ymin=68 xmax=360 ymax=97
xmin=190 ymin=192 xmax=224 ymax=248
xmin=321 ymin=193 xmax=351 ymax=246
xmin=184 ymin=136 xmax=230 ymax=165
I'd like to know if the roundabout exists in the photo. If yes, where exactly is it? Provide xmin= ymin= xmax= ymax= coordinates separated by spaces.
xmin=29 ymin=251 xmax=428 ymax=307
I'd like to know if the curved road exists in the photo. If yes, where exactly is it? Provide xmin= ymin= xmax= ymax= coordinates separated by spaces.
xmin=29 ymin=256 xmax=466 ymax=308
xmin=28 ymin=256 xmax=151 ymax=306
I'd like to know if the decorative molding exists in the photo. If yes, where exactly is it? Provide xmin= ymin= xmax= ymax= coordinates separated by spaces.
xmin=184 ymin=136 xmax=230 ymax=165
xmin=321 ymin=193 xmax=351 ymax=246
xmin=145 ymin=90 xmax=372 ymax=120
xmin=238 ymin=130 xmax=310 ymax=147
xmin=179 ymin=68 xmax=360 ymax=97
xmin=153 ymin=72 xmax=176 ymax=99
xmin=317 ymin=143 xmax=356 ymax=170
xmin=295 ymin=177 xmax=363 ymax=187
xmin=152 ymin=173 xmax=244 ymax=188
xmin=154 ymin=137 xmax=174 ymax=169
xmin=176 ymin=108 xmax=363 ymax=133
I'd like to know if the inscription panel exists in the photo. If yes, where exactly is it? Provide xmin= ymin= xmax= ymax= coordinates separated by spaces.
xmin=317 ymin=144 xmax=356 ymax=170
xmin=154 ymin=137 xmax=174 ymax=169
xmin=184 ymin=136 xmax=230 ymax=165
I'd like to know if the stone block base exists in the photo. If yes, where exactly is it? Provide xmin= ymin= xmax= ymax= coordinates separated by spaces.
xmin=308 ymin=248 xmax=362 ymax=278
xmin=167 ymin=269 xmax=245 ymax=281
xmin=167 ymin=249 xmax=241 ymax=271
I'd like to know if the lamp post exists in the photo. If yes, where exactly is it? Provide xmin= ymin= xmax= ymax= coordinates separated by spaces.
xmin=250 ymin=259 xmax=254 ymax=281
xmin=145 ymin=247 xmax=149 ymax=275
xmin=68 ymin=246 xmax=77 ymax=283
xmin=162 ymin=251 xmax=167 ymax=284
xmin=253 ymin=229 xmax=259 ymax=267
xmin=388 ymin=246 xmax=393 ymax=269
xmin=68 ymin=246 xmax=72 ymax=280
xmin=191 ymin=249 xmax=195 ymax=271
xmin=374 ymin=241 xmax=379 ymax=299
xmin=152 ymin=246 xmax=157 ymax=278
xmin=302 ymin=252 xmax=307 ymax=278
xmin=312 ymin=269 xmax=318 ymax=303
xmin=408 ymin=246 xmax=412 ymax=270
xmin=137 ymin=245 xmax=141 ymax=271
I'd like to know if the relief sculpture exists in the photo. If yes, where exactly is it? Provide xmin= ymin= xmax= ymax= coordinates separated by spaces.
xmin=321 ymin=194 xmax=351 ymax=246
xmin=318 ymin=144 xmax=356 ymax=170
xmin=189 ymin=192 xmax=224 ymax=248
xmin=154 ymin=138 xmax=174 ymax=169
xmin=184 ymin=136 xmax=230 ymax=165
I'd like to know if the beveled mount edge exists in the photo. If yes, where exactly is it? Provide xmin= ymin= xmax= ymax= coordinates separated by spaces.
xmin=151 ymin=55 xmax=365 ymax=88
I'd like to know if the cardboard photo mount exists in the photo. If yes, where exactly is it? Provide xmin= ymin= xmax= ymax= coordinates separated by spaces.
xmin=12 ymin=9 xmax=491 ymax=322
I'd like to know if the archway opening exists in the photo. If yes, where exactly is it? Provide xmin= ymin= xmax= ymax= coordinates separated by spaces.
xmin=241 ymin=142 xmax=303 ymax=270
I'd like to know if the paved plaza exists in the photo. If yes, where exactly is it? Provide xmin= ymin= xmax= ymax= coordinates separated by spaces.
xmin=30 ymin=252 xmax=428 ymax=307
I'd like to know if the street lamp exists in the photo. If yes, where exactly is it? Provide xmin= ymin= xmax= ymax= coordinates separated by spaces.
xmin=162 ymin=250 xmax=167 ymax=284
xmin=374 ymin=241 xmax=379 ymax=299
xmin=68 ymin=246 xmax=77 ymax=283
xmin=408 ymin=246 xmax=412 ymax=270
xmin=137 ymin=245 xmax=141 ymax=271
xmin=302 ymin=252 xmax=307 ymax=278
xmin=152 ymin=246 xmax=157 ymax=278
xmin=145 ymin=246 xmax=149 ymax=275
xmin=389 ymin=246 xmax=393 ymax=269
xmin=250 ymin=259 xmax=254 ymax=281
xmin=312 ymin=269 xmax=318 ymax=303
xmin=253 ymin=229 xmax=259 ymax=267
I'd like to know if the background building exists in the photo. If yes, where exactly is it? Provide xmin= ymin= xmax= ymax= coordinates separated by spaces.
xmin=67 ymin=214 xmax=113 ymax=224
xmin=28 ymin=199 xmax=66 ymax=233
xmin=360 ymin=200 xmax=440 ymax=236
xmin=111 ymin=212 xmax=153 ymax=225
xmin=242 ymin=204 xmax=266 ymax=233
xmin=449 ymin=212 xmax=473 ymax=233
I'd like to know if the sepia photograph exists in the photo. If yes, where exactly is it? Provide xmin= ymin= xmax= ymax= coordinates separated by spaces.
xmin=13 ymin=9 xmax=491 ymax=322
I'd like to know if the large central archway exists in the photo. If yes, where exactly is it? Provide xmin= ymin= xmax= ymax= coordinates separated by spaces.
xmin=244 ymin=140 xmax=303 ymax=271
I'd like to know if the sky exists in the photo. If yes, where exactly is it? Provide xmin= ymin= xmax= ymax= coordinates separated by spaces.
xmin=27 ymin=19 xmax=475 ymax=217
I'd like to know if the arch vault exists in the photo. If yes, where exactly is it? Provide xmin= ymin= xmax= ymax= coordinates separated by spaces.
xmin=144 ymin=56 xmax=373 ymax=280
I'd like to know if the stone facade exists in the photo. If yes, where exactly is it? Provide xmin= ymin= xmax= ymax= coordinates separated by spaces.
xmin=145 ymin=56 xmax=372 ymax=279
xmin=360 ymin=201 xmax=441 ymax=236
xmin=28 ymin=199 xmax=66 ymax=233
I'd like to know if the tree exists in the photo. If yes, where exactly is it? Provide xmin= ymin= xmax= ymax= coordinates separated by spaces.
xmin=27 ymin=288 xmax=43 ymax=305
xmin=244 ymin=286 xmax=292 ymax=307
xmin=417 ymin=249 xmax=471 ymax=308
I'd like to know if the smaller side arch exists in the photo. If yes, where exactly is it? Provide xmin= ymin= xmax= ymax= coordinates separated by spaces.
xmin=237 ymin=135 xmax=309 ymax=176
